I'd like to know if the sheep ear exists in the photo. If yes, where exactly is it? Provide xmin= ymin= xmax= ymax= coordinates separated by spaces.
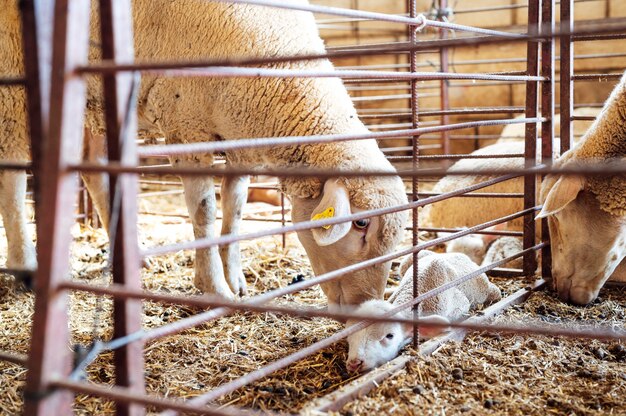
xmin=416 ymin=315 xmax=451 ymax=339
xmin=536 ymin=176 xmax=585 ymax=219
xmin=310 ymin=180 xmax=352 ymax=246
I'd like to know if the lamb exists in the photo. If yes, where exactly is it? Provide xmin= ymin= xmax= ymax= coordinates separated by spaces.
xmin=345 ymin=251 xmax=501 ymax=373
xmin=483 ymin=107 xmax=599 ymax=147
xmin=444 ymin=231 xmax=523 ymax=271
xmin=2 ymin=1 xmax=408 ymax=307
xmin=422 ymin=108 xmax=599 ymax=232
xmin=536 ymin=71 xmax=626 ymax=305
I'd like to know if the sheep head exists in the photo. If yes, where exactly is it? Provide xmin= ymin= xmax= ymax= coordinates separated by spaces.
xmin=345 ymin=300 xmax=411 ymax=373
xmin=538 ymin=173 xmax=626 ymax=305
xmin=345 ymin=300 xmax=450 ymax=373
xmin=291 ymin=177 xmax=408 ymax=310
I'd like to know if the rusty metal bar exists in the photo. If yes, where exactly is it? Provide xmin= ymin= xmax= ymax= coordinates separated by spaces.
xmin=572 ymin=73 xmax=624 ymax=80
xmin=139 ymin=67 xmax=547 ymax=82
xmin=24 ymin=0 xmax=91 ymax=414
xmin=98 ymin=0 xmax=146 ymax=414
xmin=137 ymin=118 xmax=542 ymax=157
xmin=541 ymin=0 xmax=556 ymax=280
xmin=408 ymin=0 xmax=420 ymax=350
xmin=522 ymin=0 xmax=540 ymax=276
xmin=49 ymin=379 xmax=263 ymax=416
xmin=438 ymin=0 xmax=450 ymax=157
xmin=563 ymin=0 xmax=576 ymax=154
xmin=76 ymin=19 xmax=626 ymax=77
xmin=416 ymin=192 xmax=524 ymax=198
xmin=72 ymin=160 xmax=626 ymax=182
xmin=0 ymin=350 xmax=28 ymax=366
xmin=0 ymin=77 xmax=26 ymax=86
xmin=396 ymin=152 xmax=525 ymax=160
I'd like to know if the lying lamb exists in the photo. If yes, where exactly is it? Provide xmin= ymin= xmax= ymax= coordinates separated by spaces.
xmin=444 ymin=230 xmax=524 ymax=271
xmin=345 ymin=251 xmax=501 ymax=372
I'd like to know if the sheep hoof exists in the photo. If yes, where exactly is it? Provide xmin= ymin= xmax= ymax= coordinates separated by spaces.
xmin=194 ymin=276 xmax=236 ymax=301
xmin=227 ymin=270 xmax=248 ymax=296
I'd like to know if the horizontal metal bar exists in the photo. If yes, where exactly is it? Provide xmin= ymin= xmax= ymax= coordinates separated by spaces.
xmin=0 ymin=350 xmax=28 ymax=366
xmin=573 ymin=73 xmax=624 ymax=80
xmin=76 ymin=19 xmax=626 ymax=75
xmin=418 ymin=227 xmax=523 ymax=237
xmin=70 ymin=160 xmax=626 ymax=180
xmin=416 ymin=191 xmax=524 ymax=198
xmin=137 ymin=118 xmax=541 ymax=157
xmin=0 ymin=161 xmax=32 ymax=170
xmin=571 ymin=115 xmax=596 ymax=121
xmin=49 ymin=379 xmax=263 ymax=416
xmin=133 ymin=67 xmax=548 ymax=82
xmin=398 ymin=153 xmax=525 ymax=160
xmin=0 ymin=77 xmax=26 ymax=86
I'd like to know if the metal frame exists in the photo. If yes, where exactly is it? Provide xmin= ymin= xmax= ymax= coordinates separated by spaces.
xmin=1 ymin=0 xmax=625 ymax=414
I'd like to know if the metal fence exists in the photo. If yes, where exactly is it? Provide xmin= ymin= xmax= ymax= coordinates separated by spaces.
xmin=1 ymin=0 xmax=626 ymax=414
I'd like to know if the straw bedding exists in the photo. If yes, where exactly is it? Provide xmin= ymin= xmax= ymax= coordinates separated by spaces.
xmin=340 ymin=287 xmax=626 ymax=416
xmin=0 ymin=191 xmax=625 ymax=415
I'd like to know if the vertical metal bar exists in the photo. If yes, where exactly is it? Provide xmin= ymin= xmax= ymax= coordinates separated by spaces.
xmin=439 ymin=0 xmax=450 ymax=158
xmin=541 ymin=0 xmax=555 ymax=281
xmin=24 ymin=0 xmax=92 ymax=414
xmin=280 ymin=192 xmax=286 ymax=249
xmin=522 ymin=0 xmax=540 ymax=275
xmin=19 ymin=0 xmax=50 ymax=209
xmin=98 ymin=1 xmax=146 ymax=415
xmin=408 ymin=0 xmax=420 ymax=348
xmin=560 ymin=0 xmax=573 ymax=154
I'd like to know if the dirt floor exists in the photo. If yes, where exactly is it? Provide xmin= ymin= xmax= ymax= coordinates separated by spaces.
xmin=0 ymin=191 xmax=625 ymax=415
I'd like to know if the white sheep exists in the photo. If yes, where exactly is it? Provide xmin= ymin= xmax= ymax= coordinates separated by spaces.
xmin=536 ymin=71 xmax=626 ymax=305
xmin=440 ymin=226 xmax=523 ymax=271
xmin=483 ymin=107 xmax=599 ymax=147
xmin=345 ymin=250 xmax=501 ymax=372
xmin=422 ymin=108 xmax=599 ymax=232
xmin=3 ymin=1 xmax=408 ymax=306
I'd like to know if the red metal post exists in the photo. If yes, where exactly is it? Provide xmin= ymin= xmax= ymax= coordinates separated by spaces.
xmin=560 ymin=0 xmax=573 ymax=154
xmin=439 ymin=0 xmax=451 ymax=157
xmin=522 ymin=0 xmax=540 ymax=276
xmin=24 ymin=0 xmax=92 ymax=414
xmin=541 ymin=0 xmax=556 ymax=279
xmin=98 ymin=0 xmax=146 ymax=414
xmin=408 ymin=0 xmax=420 ymax=347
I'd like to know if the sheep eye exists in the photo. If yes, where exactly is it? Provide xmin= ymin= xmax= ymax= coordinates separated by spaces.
xmin=353 ymin=219 xmax=370 ymax=230
xmin=385 ymin=333 xmax=394 ymax=340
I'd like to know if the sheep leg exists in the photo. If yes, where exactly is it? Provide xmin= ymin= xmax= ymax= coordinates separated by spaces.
xmin=179 ymin=169 xmax=235 ymax=300
xmin=80 ymin=130 xmax=110 ymax=230
xmin=0 ymin=170 xmax=36 ymax=269
xmin=219 ymin=174 xmax=249 ymax=296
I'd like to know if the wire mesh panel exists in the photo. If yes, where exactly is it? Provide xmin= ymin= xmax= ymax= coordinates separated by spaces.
xmin=0 ymin=0 xmax=625 ymax=414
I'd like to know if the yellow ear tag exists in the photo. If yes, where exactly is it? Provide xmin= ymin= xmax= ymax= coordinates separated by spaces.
xmin=311 ymin=207 xmax=334 ymax=229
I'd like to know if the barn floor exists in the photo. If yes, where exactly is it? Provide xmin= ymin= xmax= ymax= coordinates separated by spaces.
xmin=0 ymin=192 xmax=625 ymax=415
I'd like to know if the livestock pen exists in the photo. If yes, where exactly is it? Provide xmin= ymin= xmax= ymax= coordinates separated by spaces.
xmin=1 ymin=0 xmax=625 ymax=415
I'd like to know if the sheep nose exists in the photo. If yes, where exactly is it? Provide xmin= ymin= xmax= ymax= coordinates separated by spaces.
xmin=346 ymin=358 xmax=363 ymax=373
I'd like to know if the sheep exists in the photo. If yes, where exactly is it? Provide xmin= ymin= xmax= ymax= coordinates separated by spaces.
xmin=536 ymin=71 xmax=626 ymax=305
xmin=480 ymin=236 xmax=523 ymax=270
xmin=482 ymin=107 xmax=599 ymax=147
xmin=422 ymin=107 xmax=599 ymax=232
xmin=3 ymin=1 xmax=408 ymax=306
xmin=345 ymin=250 xmax=501 ymax=373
